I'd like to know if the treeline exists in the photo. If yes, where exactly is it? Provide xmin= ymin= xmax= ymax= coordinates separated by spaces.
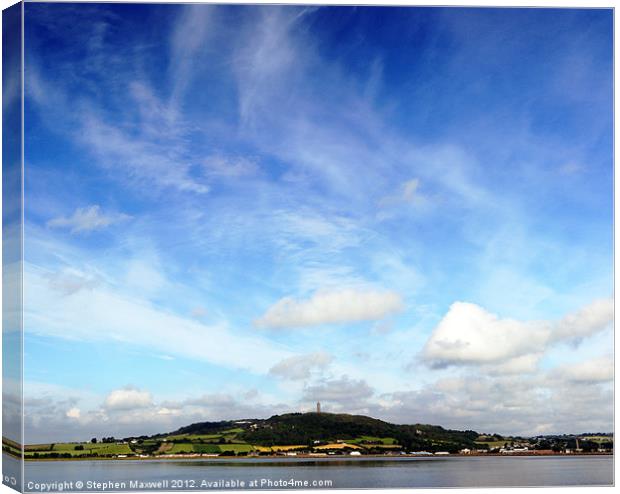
xmin=173 ymin=420 xmax=238 ymax=436
xmin=237 ymin=413 xmax=477 ymax=453
xmin=27 ymin=452 xmax=121 ymax=459
xmin=538 ymin=438 xmax=613 ymax=452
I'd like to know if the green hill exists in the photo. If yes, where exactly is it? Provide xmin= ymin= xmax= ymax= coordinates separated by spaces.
xmin=167 ymin=412 xmax=479 ymax=453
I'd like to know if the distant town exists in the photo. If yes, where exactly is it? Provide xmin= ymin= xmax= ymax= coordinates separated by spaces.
xmin=3 ymin=408 xmax=613 ymax=460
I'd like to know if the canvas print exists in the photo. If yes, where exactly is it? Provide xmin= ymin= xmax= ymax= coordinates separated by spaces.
xmin=2 ymin=2 xmax=614 ymax=491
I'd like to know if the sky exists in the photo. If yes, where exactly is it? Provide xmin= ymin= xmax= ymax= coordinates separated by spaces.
xmin=16 ymin=4 xmax=613 ymax=442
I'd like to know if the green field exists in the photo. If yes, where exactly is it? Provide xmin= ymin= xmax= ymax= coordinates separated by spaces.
xmin=193 ymin=444 xmax=222 ymax=454
xmin=86 ymin=444 xmax=133 ymax=455
xmin=350 ymin=436 xmax=397 ymax=445
xmin=52 ymin=443 xmax=89 ymax=452
xmin=24 ymin=442 xmax=133 ymax=457
xmin=25 ymin=444 xmax=54 ymax=451
xmin=218 ymin=443 xmax=253 ymax=453
xmin=3 ymin=439 xmax=22 ymax=457
xmin=166 ymin=434 xmax=224 ymax=441
xmin=165 ymin=443 xmax=234 ymax=455
xmin=168 ymin=443 xmax=198 ymax=454
xmin=22 ymin=438 xmax=259 ymax=458
xmin=582 ymin=436 xmax=613 ymax=443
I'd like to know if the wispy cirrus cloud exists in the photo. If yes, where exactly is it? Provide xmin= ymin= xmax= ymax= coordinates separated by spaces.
xmin=203 ymin=154 xmax=260 ymax=178
xmin=47 ymin=205 xmax=130 ymax=233
xmin=26 ymin=20 xmax=212 ymax=196
xmin=23 ymin=4 xmax=612 ymax=439
xmin=25 ymin=261 xmax=292 ymax=374
xmin=379 ymin=178 xmax=427 ymax=207
xmin=168 ymin=4 xmax=216 ymax=109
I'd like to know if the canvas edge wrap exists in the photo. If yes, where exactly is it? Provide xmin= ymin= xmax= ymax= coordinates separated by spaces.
xmin=3 ymin=2 xmax=24 ymax=492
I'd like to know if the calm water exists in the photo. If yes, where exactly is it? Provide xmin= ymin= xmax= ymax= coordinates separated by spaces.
xmin=3 ymin=454 xmax=613 ymax=491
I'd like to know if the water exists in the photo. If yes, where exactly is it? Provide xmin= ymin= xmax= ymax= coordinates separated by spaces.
xmin=3 ymin=454 xmax=613 ymax=491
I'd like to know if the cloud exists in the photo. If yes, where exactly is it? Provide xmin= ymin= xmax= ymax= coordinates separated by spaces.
xmin=2 ymin=66 xmax=20 ymax=115
xmin=25 ymin=263 xmax=292 ymax=374
xmin=269 ymin=351 xmax=332 ymax=381
xmin=46 ymin=269 xmax=100 ymax=296
xmin=22 ymin=381 xmax=291 ymax=443
xmin=484 ymin=354 xmax=541 ymax=375
xmin=558 ymin=162 xmax=584 ymax=175
xmin=124 ymin=258 xmax=166 ymax=295
xmin=22 ymin=5 xmax=612 ymax=442
xmin=190 ymin=306 xmax=208 ymax=319
xmin=27 ymin=54 xmax=211 ymax=196
xmin=379 ymin=368 xmax=613 ymax=436
xmin=422 ymin=299 xmax=612 ymax=368
xmin=47 ymin=205 xmax=130 ymax=233
xmin=182 ymin=393 xmax=237 ymax=408
xmin=551 ymin=298 xmax=614 ymax=343
xmin=22 ymin=355 xmax=613 ymax=443
xmin=233 ymin=7 xmax=306 ymax=127
xmin=203 ymin=154 xmax=259 ymax=178
xmin=401 ymin=179 xmax=421 ymax=202
xmin=104 ymin=387 xmax=153 ymax=411
xmin=255 ymin=288 xmax=404 ymax=329
xmin=301 ymin=375 xmax=376 ymax=414
xmin=422 ymin=302 xmax=548 ymax=367
xmin=78 ymin=114 xmax=210 ymax=194
xmin=550 ymin=355 xmax=613 ymax=384
xmin=302 ymin=375 xmax=374 ymax=404
xmin=168 ymin=5 xmax=215 ymax=107
xmin=379 ymin=178 xmax=428 ymax=209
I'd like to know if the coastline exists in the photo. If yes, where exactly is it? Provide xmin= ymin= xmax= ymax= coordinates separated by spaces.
xmin=7 ymin=451 xmax=613 ymax=462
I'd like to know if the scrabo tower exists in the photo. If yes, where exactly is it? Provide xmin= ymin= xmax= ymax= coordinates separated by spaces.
xmin=317 ymin=402 xmax=321 ymax=414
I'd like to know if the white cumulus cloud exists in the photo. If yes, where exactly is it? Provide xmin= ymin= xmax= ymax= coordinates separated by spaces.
xmin=255 ymin=288 xmax=404 ymax=329
xmin=423 ymin=302 xmax=549 ymax=367
xmin=104 ymin=387 xmax=153 ymax=411
xmin=423 ymin=299 xmax=613 ymax=368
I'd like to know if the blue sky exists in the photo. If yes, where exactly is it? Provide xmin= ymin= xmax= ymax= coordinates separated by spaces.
xmin=19 ymin=4 xmax=612 ymax=442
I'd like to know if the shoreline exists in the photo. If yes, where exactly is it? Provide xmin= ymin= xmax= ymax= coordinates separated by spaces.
xmin=5 ymin=452 xmax=613 ymax=462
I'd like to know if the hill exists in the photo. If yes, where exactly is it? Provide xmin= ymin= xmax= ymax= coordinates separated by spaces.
xmin=168 ymin=412 xmax=479 ymax=453
xmin=11 ymin=412 xmax=613 ymax=459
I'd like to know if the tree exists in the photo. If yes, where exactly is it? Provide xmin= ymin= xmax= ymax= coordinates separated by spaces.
xmin=75 ymin=445 xmax=85 ymax=451
xmin=535 ymin=440 xmax=551 ymax=450
xmin=91 ymin=438 xmax=97 ymax=444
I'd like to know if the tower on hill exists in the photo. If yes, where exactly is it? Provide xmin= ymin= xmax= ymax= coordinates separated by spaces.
xmin=317 ymin=401 xmax=321 ymax=414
